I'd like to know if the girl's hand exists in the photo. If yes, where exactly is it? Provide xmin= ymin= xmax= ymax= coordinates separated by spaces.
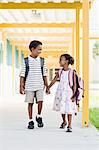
xmin=71 ymin=97 xmax=75 ymax=102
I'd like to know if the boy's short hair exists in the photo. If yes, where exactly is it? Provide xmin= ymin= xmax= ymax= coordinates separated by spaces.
xmin=29 ymin=40 xmax=42 ymax=51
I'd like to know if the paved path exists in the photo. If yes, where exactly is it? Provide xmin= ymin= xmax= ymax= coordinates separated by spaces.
xmin=0 ymin=85 xmax=99 ymax=150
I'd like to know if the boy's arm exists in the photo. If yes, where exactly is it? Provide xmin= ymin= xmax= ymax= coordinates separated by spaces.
xmin=43 ymin=59 xmax=49 ymax=88
xmin=20 ymin=76 xmax=25 ymax=94
xmin=19 ymin=60 xmax=26 ymax=94
xmin=43 ymin=76 xmax=48 ymax=88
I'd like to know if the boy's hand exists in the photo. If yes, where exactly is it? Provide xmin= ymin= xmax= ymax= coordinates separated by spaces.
xmin=20 ymin=85 xmax=25 ymax=94
xmin=46 ymin=86 xmax=50 ymax=94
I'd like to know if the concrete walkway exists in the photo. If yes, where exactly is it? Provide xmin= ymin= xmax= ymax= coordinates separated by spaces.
xmin=0 ymin=85 xmax=99 ymax=150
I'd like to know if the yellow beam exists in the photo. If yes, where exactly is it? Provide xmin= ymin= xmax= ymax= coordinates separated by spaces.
xmin=0 ymin=23 xmax=74 ymax=28
xmin=10 ymin=40 xmax=71 ymax=45
xmin=82 ymin=0 xmax=89 ymax=127
xmin=8 ymin=32 xmax=72 ymax=37
xmin=80 ymin=37 xmax=99 ymax=40
xmin=18 ymin=47 xmax=70 ymax=52
xmin=76 ymin=9 xmax=80 ymax=74
xmin=0 ymin=2 xmax=83 ymax=9
xmin=22 ymin=50 xmax=68 ymax=58
xmin=40 ymin=51 xmax=68 ymax=58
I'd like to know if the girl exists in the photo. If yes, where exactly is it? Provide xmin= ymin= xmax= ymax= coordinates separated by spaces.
xmin=47 ymin=54 xmax=77 ymax=132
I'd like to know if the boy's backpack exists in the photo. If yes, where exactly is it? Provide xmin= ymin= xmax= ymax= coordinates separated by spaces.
xmin=59 ymin=69 xmax=84 ymax=103
xmin=24 ymin=57 xmax=44 ymax=82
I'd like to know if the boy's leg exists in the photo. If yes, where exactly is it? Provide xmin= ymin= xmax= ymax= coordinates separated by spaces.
xmin=36 ymin=90 xmax=44 ymax=127
xmin=38 ymin=101 xmax=43 ymax=115
xmin=25 ymin=91 xmax=35 ymax=129
xmin=28 ymin=103 xmax=33 ymax=119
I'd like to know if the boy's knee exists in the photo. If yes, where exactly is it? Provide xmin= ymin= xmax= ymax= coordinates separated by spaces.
xmin=28 ymin=103 xmax=33 ymax=107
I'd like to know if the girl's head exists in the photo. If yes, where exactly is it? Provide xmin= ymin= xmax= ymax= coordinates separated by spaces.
xmin=29 ymin=40 xmax=42 ymax=57
xmin=59 ymin=54 xmax=74 ymax=67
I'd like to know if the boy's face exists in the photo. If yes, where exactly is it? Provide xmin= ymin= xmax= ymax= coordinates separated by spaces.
xmin=59 ymin=56 xmax=68 ymax=67
xmin=31 ymin=44 xmax=42 ymax=57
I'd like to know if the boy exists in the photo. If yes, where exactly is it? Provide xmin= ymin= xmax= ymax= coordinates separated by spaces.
xmin=20 ymin=40 xmax=49 ymax=129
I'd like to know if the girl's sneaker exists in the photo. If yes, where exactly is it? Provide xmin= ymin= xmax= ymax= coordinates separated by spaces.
xmin=36 ymin=116 xmax=44 ymax=128
xmin=28 ymin=121 xmax=34 ymax=129
xmin=60 ymin=122 xmax=67 ymax=129
xmin=66 ymin=126 xmax=72 ymax=132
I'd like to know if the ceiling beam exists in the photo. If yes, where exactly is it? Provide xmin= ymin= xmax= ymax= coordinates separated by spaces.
xmin=7 ymin=32 xmax=72 ymax=37
xmin=17 ymin=44 xmax=70 ymax=51
xmin=10 ymin=40 xmax=71 ymax=45
xmin=0 ymin=2 xmax=83 ymax=9
xmin=0 ymin=23 xmax=74 ymax=28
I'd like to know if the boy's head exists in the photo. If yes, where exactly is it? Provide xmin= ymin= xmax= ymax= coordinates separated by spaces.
xmin=29 ymin=40 xmax=42 ymax=57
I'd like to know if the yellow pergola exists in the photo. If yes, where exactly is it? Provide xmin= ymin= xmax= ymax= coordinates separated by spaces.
xmin=0 ymin=0 xmax=90 ymax=127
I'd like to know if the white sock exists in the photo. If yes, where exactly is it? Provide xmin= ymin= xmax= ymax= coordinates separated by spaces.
xmin=37 ymin=114 xmax=41 ymax=118
xmin=29 ymin=119 xmax=33 ymax=122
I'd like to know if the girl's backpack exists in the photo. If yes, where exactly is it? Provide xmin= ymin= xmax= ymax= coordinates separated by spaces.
xmin=59 ymin=69 xmax=84 ymax=103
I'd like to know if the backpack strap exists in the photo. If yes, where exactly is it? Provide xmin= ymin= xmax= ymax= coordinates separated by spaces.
xmin=24 ymin=57 xmax=29 ymax=81
xmin=58 ymin=69 xmax=63 ymax=79
xmin=68 ymin=69 xmax=77 ymax=99
xmin=68 ymin=69 xmax=74 ymax=88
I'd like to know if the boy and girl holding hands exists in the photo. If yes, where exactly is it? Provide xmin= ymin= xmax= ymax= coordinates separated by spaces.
xmin=20 ymin=40 xmax=77 ymax=132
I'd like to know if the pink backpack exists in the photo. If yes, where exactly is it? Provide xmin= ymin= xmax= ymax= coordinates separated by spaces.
xmin=59 ymin=69 xmax=84 ymax=103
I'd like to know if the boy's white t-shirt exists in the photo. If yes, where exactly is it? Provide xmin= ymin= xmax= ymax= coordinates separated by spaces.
xmin=20 ymin=55 xmax=47 ymax=91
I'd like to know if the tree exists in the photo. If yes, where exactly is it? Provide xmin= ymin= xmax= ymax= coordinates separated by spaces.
xmin=93 ymin=41 xmax=99 ymax=59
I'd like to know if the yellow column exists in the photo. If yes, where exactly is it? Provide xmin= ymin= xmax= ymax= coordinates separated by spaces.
xmin=72 ymin=26 xmax=75 ymax=58
xmin=2 ymin=32 xmax=7 ymax=96
xmin=82 ymin=0 xmax=89 ymax=127
xmin=12 ymin=42 xmax=15 ymax=95
xmin=76 ymin=9 xmax=80 ymax=74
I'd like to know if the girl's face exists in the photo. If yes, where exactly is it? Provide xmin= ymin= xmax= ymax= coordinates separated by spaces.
xmin=59 ymin=56 xmax=68 ymax=67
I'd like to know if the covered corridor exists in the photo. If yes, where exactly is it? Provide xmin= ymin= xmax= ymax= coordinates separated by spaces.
xmin=0 ymin=0 xmax=99 ymax=149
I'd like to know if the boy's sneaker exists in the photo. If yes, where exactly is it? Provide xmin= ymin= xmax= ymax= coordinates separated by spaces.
xmin=66 ymin=126 xmax=72 ymax=132
xmin=36 ymin=116 xmax=44 ymax=128
xmin=28 ymin=121 xmax=34 ymax=129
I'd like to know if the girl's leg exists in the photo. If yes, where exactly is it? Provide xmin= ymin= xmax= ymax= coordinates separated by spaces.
xmin=67 ymin=114 xmax=72 ymax=128
xmin=60 ymin=114 xmax=67 ymax=129
xmin=61 ymin=114 xmax=67 ymax=124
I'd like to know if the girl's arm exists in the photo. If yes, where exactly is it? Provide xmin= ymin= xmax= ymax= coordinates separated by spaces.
xmin=48 ymin=72 xmax=59 ymax=89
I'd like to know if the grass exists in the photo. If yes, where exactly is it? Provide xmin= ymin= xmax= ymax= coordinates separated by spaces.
xmin=89 ymin=108 xmax=99 ymax=130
